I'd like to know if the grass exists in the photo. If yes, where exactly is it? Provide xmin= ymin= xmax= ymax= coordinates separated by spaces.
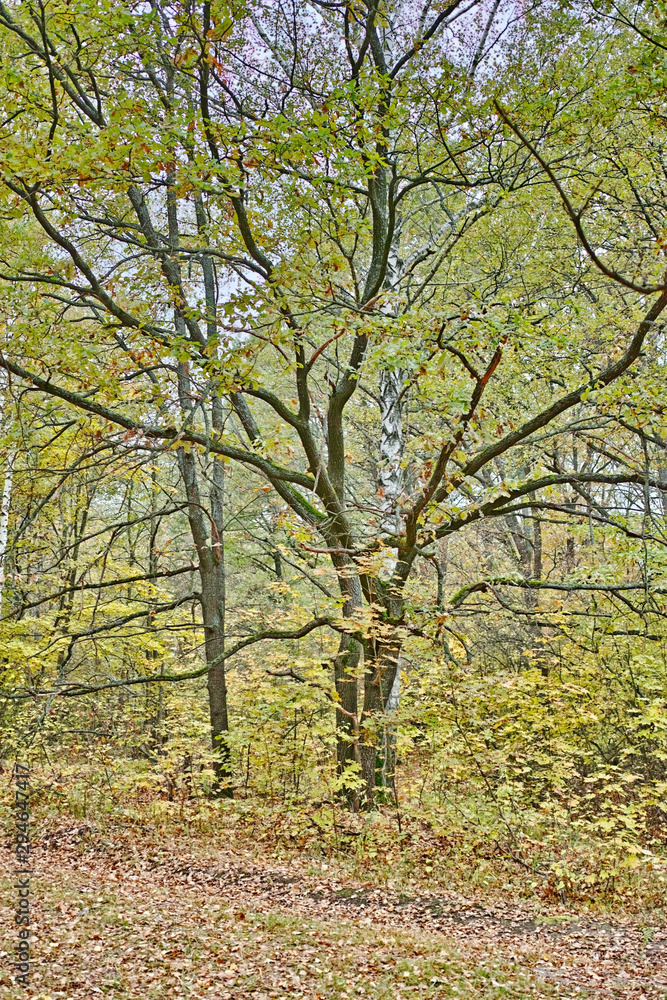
xmin=0 ymin=860 xmax=563 ymax=999
xmin=1 ymin=762 xmax=665 ymax=998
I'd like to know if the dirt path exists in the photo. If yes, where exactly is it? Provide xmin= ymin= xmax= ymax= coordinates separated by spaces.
xmin=143 ymin=851 xmax=667 ymax=998
xmin=1 ymin=825 xmax=665 ymax=998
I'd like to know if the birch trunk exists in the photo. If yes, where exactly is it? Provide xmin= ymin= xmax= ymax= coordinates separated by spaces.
xmin=0 ymin=449 xmax=14 ymax=604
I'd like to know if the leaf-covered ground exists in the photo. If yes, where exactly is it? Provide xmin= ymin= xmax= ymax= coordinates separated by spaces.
xmin=1 ymin=824 xmax=666 ymax=999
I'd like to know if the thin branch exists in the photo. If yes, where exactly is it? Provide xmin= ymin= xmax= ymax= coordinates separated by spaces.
xmin=1 ymin=617 xmax=340 ymax=700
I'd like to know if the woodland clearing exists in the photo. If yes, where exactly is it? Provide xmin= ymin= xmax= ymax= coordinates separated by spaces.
xmin=1 ymin=809 xmax=666 ymax=1000
xmin=2 ymin=1 xmax=667 ymax=997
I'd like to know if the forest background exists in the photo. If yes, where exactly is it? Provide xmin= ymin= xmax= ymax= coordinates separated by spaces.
xmin=0 ymin=0 xmax=667 ymax=912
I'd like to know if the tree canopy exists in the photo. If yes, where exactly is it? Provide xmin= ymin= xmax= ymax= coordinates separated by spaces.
xmin=0 ymin=0 xmax=666 ymax=856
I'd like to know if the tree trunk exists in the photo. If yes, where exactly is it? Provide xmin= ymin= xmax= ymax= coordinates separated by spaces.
xmin=209 ymin=395 xmax=231 ymax=791
xmin=0 ymin=449 xmax=14 ymax=606
xmin=359 ymin=634 xmax=402 ymax=808
xmin=333 ymin=632 xmax=362 ymax=808
xmin=178 ymin=441 xmax=231 ymax=794
xmin=364 ymin=365 xmax=405 ymax=804
xmin=380 ymin=658 xmax=401 ymax=797
xmin=177 ymin=365 xmax=231 ymax=796
xmin=378 ymin=368 xmax=404 ymax=537
xmin=331 ymin=552 xmax=362 ymax=807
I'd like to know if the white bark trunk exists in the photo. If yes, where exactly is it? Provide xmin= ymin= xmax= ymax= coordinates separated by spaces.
xmin=0 ymin=449 xmax=15 ymax=600
xmin=378 ymin=367 xmax=404 ymax=539
xmin=377 ymin=224 xmax=405 ymax=715
xmin=385 ymin=658 xmax=401 ymax=713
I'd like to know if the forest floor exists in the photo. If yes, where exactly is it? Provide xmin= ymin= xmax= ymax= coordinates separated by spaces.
xmin=0 ymin=820 xmax=666 ymax=1000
